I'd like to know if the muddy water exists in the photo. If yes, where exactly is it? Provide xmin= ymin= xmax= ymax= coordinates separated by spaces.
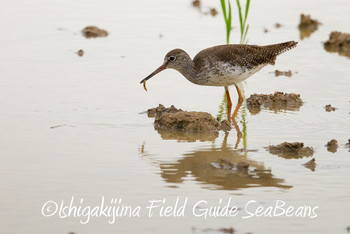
xmin=1 ymin=0 xmax=350 ymax=233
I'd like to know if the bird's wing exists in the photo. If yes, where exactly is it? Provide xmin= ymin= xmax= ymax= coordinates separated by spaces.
xmin=193 ymin=42 xmax=297 ymax=69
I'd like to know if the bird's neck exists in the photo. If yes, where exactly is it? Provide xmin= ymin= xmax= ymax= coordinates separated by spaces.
xmin=179 ymin=60 xmax=198 ymax=84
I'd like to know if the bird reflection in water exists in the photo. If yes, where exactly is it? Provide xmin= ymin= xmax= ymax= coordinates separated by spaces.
xmin=140 ymin=127 xmax=292 ymax=191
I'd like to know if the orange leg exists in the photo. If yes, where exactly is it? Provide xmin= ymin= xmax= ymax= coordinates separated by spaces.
xmin=225 ymin=86 xmax=232 ymax=121
xmin=231 ymin=84 xmax=244 ymax=119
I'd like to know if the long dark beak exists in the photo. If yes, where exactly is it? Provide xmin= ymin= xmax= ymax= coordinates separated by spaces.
xmin=140 ymin=64 xmax=167 ymax=84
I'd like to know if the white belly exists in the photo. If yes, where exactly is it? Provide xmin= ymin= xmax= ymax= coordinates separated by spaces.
xmin=197 ymin=62 xmax=267 ymax=86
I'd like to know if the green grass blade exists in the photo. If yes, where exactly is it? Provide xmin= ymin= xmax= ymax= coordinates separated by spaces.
xmin=227 ymin=1 xmax=232 ymax=43
xmin=220 ymin=0 xmax=227 ymax=21
xmin=228 ymin=1 xmax=232 ymax=25
xmin=243 ymin=0 xmax=250 ymax=27
xmin=220 ymin=0 xmax=231 ymax=44
xmin=243 ymin=24 xmax=249 ymax=43
xmin=236 ymin=0 xmax=244 ymax=41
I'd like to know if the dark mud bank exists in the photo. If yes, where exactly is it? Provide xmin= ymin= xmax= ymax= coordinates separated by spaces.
xmin=267 ymin=142 xmax=314 ymax=159
xmin=246 ymin=91 xmax=303 ymax=114
xmin=82 ymin=26 xmax=108 ymax=38
xmin=147 ymin=104 xmax=232 ymax=135
xmin=298 ymin=14 xmax=321 ymax=39
xmin=324 ymin=31 xmax=350 ymax=58
xmin=146 ymin=104 xmax=232 ymax=141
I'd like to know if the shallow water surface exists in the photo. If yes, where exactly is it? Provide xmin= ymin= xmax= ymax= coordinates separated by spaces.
xmin=0 ymin=0 xmax=350 ymax=233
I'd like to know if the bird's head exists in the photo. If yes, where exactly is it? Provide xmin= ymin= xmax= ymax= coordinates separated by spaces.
xmin=140 ymin=49 xmax=190 ymax=84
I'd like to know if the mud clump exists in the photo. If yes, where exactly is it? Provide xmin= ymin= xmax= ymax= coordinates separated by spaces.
xmin=268 ymin=142 xmax=314 ymax=159
xmin=192 ymin=0 xmax=201 ymax=8
xmin=209 ymin=8 xmax=218 ymax=17
xmin=303 ymin=158 xmax=316 ymax=171
xmin=77 ymin=49 xmax=84 ymax=56
xmin=325 ymin=104 xmax=336 ymax=112
xmin=326 ymin=139 xmax=338 ymax=153
xmin=155 ymin=111 xmax=220 ymax=133
xmin=246 ymin=91 xmax=303 ymax=114
xmin=298 ymin=14 xmax=321 ymax=40
xmin=147 ymin=105 xmax=232 ymax=142
xmin=275 ymin=70 xmax=292 ymax=77
xmin=324 ymin=31 xmax=350 ymax=58
xmin=298 ymin=14 xmax=320 ymax=29
xmin=275 ymin=23 xmax=282 ymax=28
xmin=147 ymin=104 xmax=182 ymax=118
xmin=346 ymin=139 xmax=350 ymax=151
xmin=191 ymin=0 xmax=217 ymax=18
xmin=82 ymin=26 xmax=108 ymax=38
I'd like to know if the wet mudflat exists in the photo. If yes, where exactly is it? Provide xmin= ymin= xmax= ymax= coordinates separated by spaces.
xmin=0 ymin=0 xmax=350 ymax=234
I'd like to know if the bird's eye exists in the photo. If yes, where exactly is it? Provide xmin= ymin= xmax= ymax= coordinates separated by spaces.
xmin=169 ymin=56 xmax=176 ymax=61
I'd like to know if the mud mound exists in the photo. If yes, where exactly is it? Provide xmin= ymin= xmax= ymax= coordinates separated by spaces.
xmin=192 ymin=0 xmax=200 ymax=8
xmin=324 ymin=31 xmax=350 ymax=58
xmin=148 ymin=105 xmax=230 ymax=133
xmin=246 ymin=91 xmax=303 ymax=114
xmin=298 ymin=14 xmax=321 ymax=40
xmin=303 ymin=158 xmax=316 ymax=171
xmin=325 ymin=104 xmax=336 ymax=112
xmin=275 ymin=23 xmax=282 ymax=28
xmin=299 ymin=14 xmax=320 ymax=28
xmin=345 ymin=139 xmax=350 ymax=151
xmin=147 ymin=104 xmax=182 ymax=118
xmin=209 ymin=8 xmax=218 ymax=17
xmin=146 ymin=105 xmax=232 ymax=142
xmin=82 ymin=26 xmax=108 ymax=38
xmin=155 ymin=111 xmax=220 ymax=133
xmin=77 ymin=49 xmax=84 ymax=56
xmin=275 ymin=70 xmax=292 ymax=77
xmin=267 ymin=142 xmax=314 ymax=159
xmin=326 ymin=139 xmax=338 ymax=153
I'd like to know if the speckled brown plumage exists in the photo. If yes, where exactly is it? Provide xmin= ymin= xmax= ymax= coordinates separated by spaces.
xmin=193 ymin=41 xmax=298 ymax=70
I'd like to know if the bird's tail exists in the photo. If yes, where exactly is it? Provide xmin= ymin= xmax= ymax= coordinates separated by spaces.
xmin=267 ymin=41 xmax=298 ymax=56
xmin=264 ymin=41 xmax=298 ymax=65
